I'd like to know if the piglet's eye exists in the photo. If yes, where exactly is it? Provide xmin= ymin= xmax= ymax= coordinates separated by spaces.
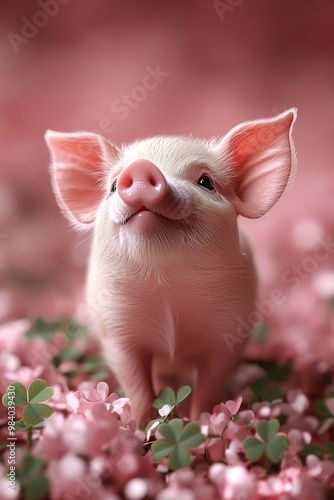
xmin=110 ymin=179 xmax=117 ymax=193
xmin=198 ymin=174 xmax=215 ymax=191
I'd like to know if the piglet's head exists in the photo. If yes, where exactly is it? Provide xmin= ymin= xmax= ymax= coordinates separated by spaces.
xmin=45 ymin=109 xmax=296 ymax=252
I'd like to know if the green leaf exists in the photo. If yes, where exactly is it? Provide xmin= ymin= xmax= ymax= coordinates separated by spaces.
xmin=179 ymin=422 xmax=205 ymax=448
xmin=176 ymin=385 xmax=192 ymax=405
xmin=25 ymin=317 xmax=60 ymax=340
xmin=25 ymin=475 xmax=50 ymax=500
xmin=22 ymin=403 xmax=54 ymax=427
xmin=151 ymin=439 xmax=175 ymax=461
xmin=325 ymin=441 xmax=334 ymax=461
xmin=152 ymin=387 xmax=176 ymax=409
xmin=2 ymin=381 xmax=27 ymax=407
xmin=251 ymin=376 xmax=270 ymax=397
xmin=15 ymin=419 xmax=28 ymax=431
xmin=258 ymin=359 xmax=292 ymax=382
xmin=315 ymin=399 xmax=332 ymax=418
xmin=158 ymin=419 xmax=184 ymax=442
xmin=63 ymin=319 xmax=88 ymax=340
xmin=62 ymin=370 xmax=81 ymax=379
xmin=266 ymin=435 xmax=290 ymax=463
xmin=145 ymin=418 xmax=164 ymax=436
xmin=263 ymin=385 xmax=284 ymax=402
xmin=244 ymin=437 xmax=265 ymax=462
xmin=16 ymin=454 xmax=50 ymax=499
xmin=252 ymin=323 xmax=270 ymax=342
xmin=28 ymin=379 xmax=54 ymax=403
xmin=168 ymin=445 xmax=192 ymax=470
xmin=300 ymin=442 xmax=323 ymax=458
xmin=257 ymin=419 xmax=280 ymax=443
xmin=16 ymin=454 xmax=45 ymax=481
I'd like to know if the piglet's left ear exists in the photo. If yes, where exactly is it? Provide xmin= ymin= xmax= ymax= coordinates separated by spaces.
xmin=214 ymin=108 xmax=297 ymax=218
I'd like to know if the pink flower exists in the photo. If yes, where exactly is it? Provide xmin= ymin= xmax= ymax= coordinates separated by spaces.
xmin=252 ymin=399 xmax=283 ymax=419
xmin=223 ymin=396 xmax=243 ymax=416
xmin=0 ymin=320 xmax=30 ymax=352
xmin=209 ymin=463 xmax=257 ymax=500
xmin=47 ymin=453 xmax=88 ymax=499
xmin=199 ymin=411 xmax=228 ymax=437
xmin=306 ymin=455 xmax=334 ymax=483
xmin=224 ymin=419 xmax=250 ymax=442
xmin=66 ymin=382 xmax=119 ymax=413
xmin=4 ymin=366 xmax=44 ymax=389
xmin=215 ymin=396 xmax=254 ymax=425
xmin=225 ymin=440 xmax=245 ymax=466
xmin=34 ymin=413 xmax=78 ymax=460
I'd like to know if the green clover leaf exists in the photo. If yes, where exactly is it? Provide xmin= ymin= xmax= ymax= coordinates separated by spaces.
xmin=25 ymin=317 xmax=61 ymax=340
xmin=2 ymin=381 xmax=27 ymax=407
xmin=27 ymin=379 xmax=54 ymax=403
xmin=16 ymin=454 xmax=50 ymax=500
xmin=152 ymin=385 xmax=192 ymax=420
xmin=152 ymin=387 xmax=176 ymax=409
xmin=151 ymin=418 xmax=205 ymax=470
xmin=1 ymin=378 xmax=54 ymax=431
xmin=176 ymin=386 xmax=192 ymax=405
xmin=244 ymin=419 xmax=290 ymax=465
xmin=266 ymin=435 xmax=290 ymax=463
xmin=243 ymin=436 xmax=266 ymax=462
xmin=257 ymin=419 xmax=280 ymax=442
xmin=22 ymin=403 xmax=55 ymax=427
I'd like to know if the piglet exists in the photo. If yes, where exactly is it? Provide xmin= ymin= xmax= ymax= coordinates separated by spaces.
xmin=45 ymin=109 xmax=297 ymax=426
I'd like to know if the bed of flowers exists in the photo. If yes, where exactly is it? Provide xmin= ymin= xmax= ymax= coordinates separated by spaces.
xmin=1 ymin=313 xmax=334 ymax=500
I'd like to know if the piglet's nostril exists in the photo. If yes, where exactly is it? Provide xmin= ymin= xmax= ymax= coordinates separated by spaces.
xmin=122 ymin=177 xmax=133 ymax=189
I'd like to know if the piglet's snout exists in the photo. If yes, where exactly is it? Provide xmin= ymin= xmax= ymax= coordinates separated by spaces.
xmin=113 ymin=159 xmax=194 ymax=223
xmin=117 ymin=160 xmax=167 ymax=208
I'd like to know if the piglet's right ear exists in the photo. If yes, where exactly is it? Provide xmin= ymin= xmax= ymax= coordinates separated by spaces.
xmin=45 ymin=131 xmax=119 ymax=228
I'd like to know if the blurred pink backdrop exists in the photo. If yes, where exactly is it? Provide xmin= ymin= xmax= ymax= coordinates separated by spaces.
xmin=1 ymin=0 xmax=334 ymax=370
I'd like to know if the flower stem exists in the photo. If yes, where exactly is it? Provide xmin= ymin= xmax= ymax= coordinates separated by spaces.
xmin=26 ymin=427 xmax=32 ymax=451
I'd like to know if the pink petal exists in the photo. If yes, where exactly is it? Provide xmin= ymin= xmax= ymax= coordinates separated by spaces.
xmin=96 ymin=381 xmax=109 ymax=401
xmin=66 ymin=392 xmax=80 ymax=412
xmin=225 ymin=396 xmax=242 ymax=416
xmin=158 ymin=404 xmax=172 ymax=417
xmin=80 ymin=385 xmax=99 ymax=402
xmin=238 ymin=410 xmax=254 ymax=422
xmin=306 ymin=455 xmax=323 ymax=477
xmin=325 ymin=398 xmax=334 ymax=416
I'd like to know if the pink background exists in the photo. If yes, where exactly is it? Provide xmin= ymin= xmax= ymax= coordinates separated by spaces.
xmin=1 ymin=1 xmax=334 ymax=369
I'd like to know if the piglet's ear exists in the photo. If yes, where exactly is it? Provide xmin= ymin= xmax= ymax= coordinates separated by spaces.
xmin=215 ymin=108 xmax=297 ymax=218
xmin=45 ymin=131 xmax=119 ymax=227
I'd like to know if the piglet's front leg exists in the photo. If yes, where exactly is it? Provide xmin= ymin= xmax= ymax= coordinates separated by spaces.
xmin=109 ymin=347 xmax=155 ymax=427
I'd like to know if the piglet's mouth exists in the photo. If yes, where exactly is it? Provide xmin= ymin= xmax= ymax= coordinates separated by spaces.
xmin=121 ymin=207 xmax=174 ymax=234
xmin=123 ymin=206 xmax=166 ymax=225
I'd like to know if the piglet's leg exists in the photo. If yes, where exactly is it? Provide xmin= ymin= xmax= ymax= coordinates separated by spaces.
xmin=111 ymin=350 xmax=155 ymax=428
xmin=190 ymin=352 xmax=238 ymax=420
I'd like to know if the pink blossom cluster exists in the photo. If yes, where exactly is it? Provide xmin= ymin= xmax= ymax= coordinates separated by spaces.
xmin=1 ymin=320 xmax=334 ymax=499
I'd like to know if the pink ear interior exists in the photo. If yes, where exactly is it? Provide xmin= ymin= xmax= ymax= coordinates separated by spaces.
xmin=215 ymin=109 xmax=297 ymax=218
xmin=45 ymin=131 xmax=119 ymax=227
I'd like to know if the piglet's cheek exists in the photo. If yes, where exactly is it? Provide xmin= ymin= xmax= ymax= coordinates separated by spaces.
xmin=108 ymin=195 xmax=130 ymax=224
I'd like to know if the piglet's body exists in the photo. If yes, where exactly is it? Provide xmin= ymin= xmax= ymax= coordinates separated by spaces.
xmin=45 ymin=109 xmax=296 ymax=426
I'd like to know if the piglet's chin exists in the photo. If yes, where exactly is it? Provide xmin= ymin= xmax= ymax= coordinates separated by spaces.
xmin=123 ymin=209 xmax=167 ymax=234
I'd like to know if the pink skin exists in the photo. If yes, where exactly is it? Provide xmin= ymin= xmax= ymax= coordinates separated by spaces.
xmin=45 ymin=109 xmax=297 ymax=427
